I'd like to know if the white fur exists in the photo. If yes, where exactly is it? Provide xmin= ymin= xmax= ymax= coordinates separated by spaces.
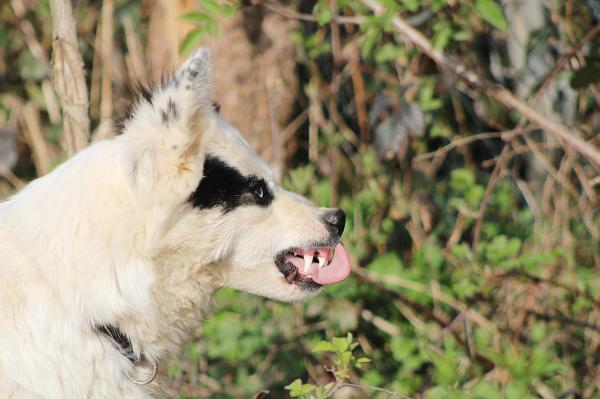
xmin=0 ymin=49 xmax=335 ymax=398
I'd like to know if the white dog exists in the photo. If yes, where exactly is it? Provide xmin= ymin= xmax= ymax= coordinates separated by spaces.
xmin=0 ymin=49 xmax=351 ymax=398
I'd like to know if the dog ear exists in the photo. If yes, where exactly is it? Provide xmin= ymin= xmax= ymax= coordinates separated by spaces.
xmin=121 ymin=48 xmax=214 ymax=204
xmin=122 ymin=47 xmax=213 ymax=136
xmin=174 ymin=47 xmax=213 ymax=122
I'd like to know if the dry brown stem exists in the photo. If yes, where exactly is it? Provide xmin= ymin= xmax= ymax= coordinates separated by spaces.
xmin=95 ymin=0 xmax=115 ymax=141
xmin=122 ymin=15 xmax=147 ymax=84
xmin=147 ymin=0 xmax=181 ymax=80
xmin=472 ymin=145 xmax=510 ymax=249
xmin=263 ymin=1 xmax=364 ymax=25
xmin=49 ymin=0 xmax=90 ymax=155
xmin=20 ymin=102 xmax=51 ymax=176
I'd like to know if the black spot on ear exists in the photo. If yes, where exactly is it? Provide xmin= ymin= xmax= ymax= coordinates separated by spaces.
xmin=161 ymin=98 xmax=178 ymax=125
xmin=212 ymin=102 xmax=221 ymax=113
xmin=188 ymin=156 xmax=273 ymax=213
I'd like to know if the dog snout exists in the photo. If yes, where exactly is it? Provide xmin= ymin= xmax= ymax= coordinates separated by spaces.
xmin=322 ymin=208 xmax=346 ymax=238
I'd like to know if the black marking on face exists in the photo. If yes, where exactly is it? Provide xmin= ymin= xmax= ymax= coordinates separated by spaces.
xmin=212 ymin=101 xmax=221 ymax=113
xmin=188 ymin=156 xmax=273 ymax=212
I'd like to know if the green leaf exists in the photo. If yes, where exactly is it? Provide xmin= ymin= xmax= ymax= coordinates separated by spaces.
xmin=180 ymin=29 xmax=205 ymax=55
xmin=426 ymin=386 xmax=450 ymax=399
xmin=390 ymin=336 xmax=417 ymax=361
xmin=284 ymin=378 xmax=303 ymax=392
xmin=317 ymin=9 xmax=332 ymax=26
xmin=423 ymin=243 xmax=444 ymax=271
xmin=332 ymin=336 xmax=350 ymax=353
xmin=484 ymin=235 xmax=522 ymax=266
xmin=284 ymin=379 xmax=315 ymax=397
xmin=202 ymin=0 xmax=236 ymax=17
xmin=361 ymin=28 xmax=381 ymax=58
xmin=368 ymin=253 xmax=404 ymax=277
xmin=339 ymin=350 xmax=352 ymax=365
xmin=313 ymin=341 xmax=336 ymax=353
xmin=450 ymin=168 xmax=475 ymax=193
xmin=432 ymin=21 xmax=453 ymax=50
xmin=472 ymin=381 xmax=502 ymax=399
xmin=374 ymin=43 xmax=404 ymax=64
xmin=180 ymin=11 xmax=212 ymax=25
xmin=401 ymin=0 xmax=419 ymax=12
xmin=475 ymin=0 xmax=507 ymax=31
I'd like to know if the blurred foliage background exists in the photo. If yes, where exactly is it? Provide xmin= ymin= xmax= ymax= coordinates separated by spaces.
xmin=1 ymin=0 xmax=600 ymax=398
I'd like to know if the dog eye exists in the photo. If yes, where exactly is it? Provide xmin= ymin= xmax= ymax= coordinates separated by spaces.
xmin=254 ymin=186 xmax=264 ymax=199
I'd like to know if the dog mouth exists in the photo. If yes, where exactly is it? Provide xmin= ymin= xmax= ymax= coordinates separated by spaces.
xmin=275 ymin=242 xmax=351 ymax=289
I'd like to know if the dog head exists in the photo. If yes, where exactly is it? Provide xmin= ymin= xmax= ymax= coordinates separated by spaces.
xmin=122 ymin=49 xmax=351 ymax=302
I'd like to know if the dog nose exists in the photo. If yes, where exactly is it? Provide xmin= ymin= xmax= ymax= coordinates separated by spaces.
xmin=323 ymin=208 xmax=346 ymax=238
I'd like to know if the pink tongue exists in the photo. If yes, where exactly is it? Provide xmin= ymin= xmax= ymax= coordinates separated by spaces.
xmin=312 ymin=243 xmax=351 ymax=285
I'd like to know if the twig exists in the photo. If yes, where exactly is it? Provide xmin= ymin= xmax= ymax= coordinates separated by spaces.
xmin=360 ymin=309 xmax=400 ymax=336
xmin=349 ymin=42 xmax=369 ymax=143
xmin=523 ymin=134 xmax=580 ymax=200
xmin=11 ymin=0 xmax=50 ymax=68
xmin=266 ymin=75 xmax=282 ymax=182
xmin=415 ymin=130 xmax=521 ymax=161
xmin=470 ymin=20 xmax=600 ymax=248
xmin=263 ymin=1 xmax=364 ymax=25
xmin=306 ymin=76 xmax=322 ymax=162
xmin=352 ymin=267 xmax=498 ymax=370
xmin=0 ymin=165 xmax=25 ymax=189
xmin=49 ymin=0 xmax=91 ymax=155
xmin=20 ymin=102 xmax=51 ymax=176
xmin=491 ymin=269 xmax=600 ymax=309
xmin=531 ymin=24 xmax=600 ymax=103
xmin=573 ymin=163 xmax=598 ymax=205
xmin=147 ymin=0 xmax=180 ymax=80
xmin=356 ymin=268 xmax=501 ymax=335
xmin=122 ymin=15 xmax=146 ymax=84
xmin=361 ymin=0 xmax=600 ymax=168
xmin=94 ymin=0 xmax=115 ymax=141
xmin=332 ymin=382 xmax=409 ymax=398
xmin=41 ymin=80 xmax=61 ymax=124
xmin=472 ymin=145 xmax=510 ymax=249
xmin=261 ymin=110 xmax=308 ymax=159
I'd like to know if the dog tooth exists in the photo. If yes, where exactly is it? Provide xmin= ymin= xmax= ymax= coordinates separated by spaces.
xmin=303 ymin=255 xmax=312 ymax=273
xmin=318 ymin=256 xmax=325 ymax=268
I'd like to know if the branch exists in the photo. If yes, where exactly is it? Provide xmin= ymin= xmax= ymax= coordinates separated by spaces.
xmin=49 ymin=0 xmax=90 ymax=156
xmin=263 ymin=1 xmax=365 ymax=25
xmin=361 ymin=0 xmax=600 ymax=168
xmin=332 ymin=382 xmax=408 ymax=398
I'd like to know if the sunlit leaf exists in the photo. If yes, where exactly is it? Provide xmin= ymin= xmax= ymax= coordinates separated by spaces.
xmin=475 ymin=0 xmax=508 ymax=31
